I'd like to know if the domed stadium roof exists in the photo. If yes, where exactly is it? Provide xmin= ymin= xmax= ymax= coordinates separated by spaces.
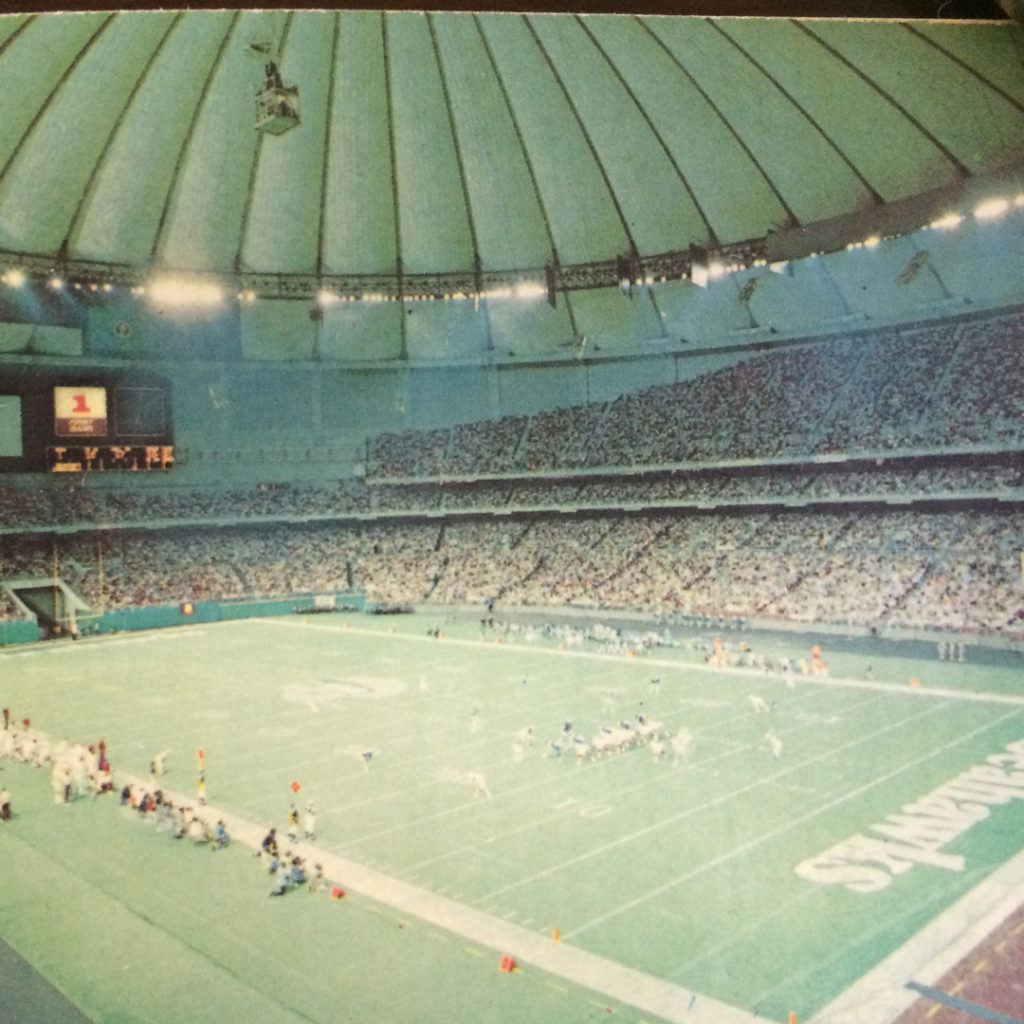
xmin=0 ymin=9 xmax=1022 ymax=301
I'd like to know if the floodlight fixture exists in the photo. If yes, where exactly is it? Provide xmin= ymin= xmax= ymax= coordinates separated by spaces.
xmin=146 ymin=275 xmax=225 ymax=309
xmin=513 ymin=281 xmax=546 ymax=299
xmin=974 ymin=197 xmax=1010 ymax=221
xmin=928 ymin=212 xmax=963 ymax=231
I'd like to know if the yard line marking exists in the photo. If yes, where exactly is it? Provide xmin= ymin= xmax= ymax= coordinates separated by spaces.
xmin=482 ymin=697 xmax=960 ymax=904
xmin=116 ymin=772 xmax=759 ymax=1024
xmin=225 ymin=672 xmax=584 ymax=789
xmin=326 ymin=688 xmax=889 ymax=861
xmin=783 ymin=803 xmax=1024 ymax=1024
xmin=564 ymin=704 xmax=1022 ymax=940
xmin=668 ymin=878 xmax=823 ymax=979
xmin=769 ymin=781 xmax=822 ymax=796
xmin=261 ymin=617 xmax=1024 ymax=708
xmin=397 ymin=689 xmax=891 ymax=874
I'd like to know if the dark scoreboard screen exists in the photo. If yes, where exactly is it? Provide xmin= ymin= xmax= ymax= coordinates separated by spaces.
xmin=0 ymin=372 xmax=174 ymax=473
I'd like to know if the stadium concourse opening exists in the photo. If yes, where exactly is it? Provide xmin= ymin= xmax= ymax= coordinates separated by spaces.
xmin=2 ymin=7 xmax=1024 ymax=1024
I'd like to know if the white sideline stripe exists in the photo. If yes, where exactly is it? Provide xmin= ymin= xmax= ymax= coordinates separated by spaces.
xmin=261 ymin=616 xmax=1024 ymax=707
xmin=810 ymin=845 xmax=1024 ymax=1024
xmin=121 ymin=772 xmax=759 ymax=1024
xmin=0 ymin=627 xmax=208 ymax=657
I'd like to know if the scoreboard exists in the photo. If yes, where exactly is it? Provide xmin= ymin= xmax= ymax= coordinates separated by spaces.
xmin=54 ymin=386 xmax=108 ymax=437
xmin=0 ymin=371 xmax=174 ymax=473
xmin=48 ymin=443 xmax=174 ymax=473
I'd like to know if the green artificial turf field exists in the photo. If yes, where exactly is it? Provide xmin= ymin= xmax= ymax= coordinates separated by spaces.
xmin=2 ymin=612 xmax=1024 ymax=1024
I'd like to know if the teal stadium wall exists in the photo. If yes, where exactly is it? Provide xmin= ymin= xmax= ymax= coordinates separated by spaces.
xmin=0 ymin=619 xmax=40 ymax=645
xmin=61 ymin=592 xmax=367 ymax=642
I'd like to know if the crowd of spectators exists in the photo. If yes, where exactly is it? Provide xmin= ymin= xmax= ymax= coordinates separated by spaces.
xmin=2 ymin=307 xmax=1022 ymax=638
xmin=0 ymin=480 xmax=372 ymax=531
xmin=365 ymin=309 xmax=1024 ymax=478
xmin=369 ymin=427 xmax=450 ymax=478
xmin=3 ymin=506 xmax=1022 ymax=636
xmin=2 ymin=456 xmax=1018 ymax=533
xmin=448 ymin=416 xmax=528 ymax=475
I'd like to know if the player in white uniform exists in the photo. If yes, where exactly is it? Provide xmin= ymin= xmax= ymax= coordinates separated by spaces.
xmin=466 ymin=772 xmax=491 ymax=799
